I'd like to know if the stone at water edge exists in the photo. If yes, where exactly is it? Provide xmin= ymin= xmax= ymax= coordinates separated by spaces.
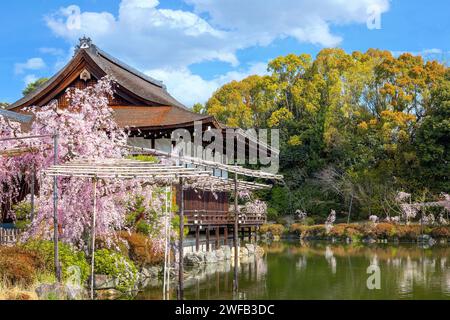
xmin=204 ymin=251 xmax=218 ymax=264
xmin=94 ymin=274 xmax=117 ymax=290
xmin=220 ymin=245 xmax=231 ymax=260
xmin=35 ymin=283 xmax=87 ymax=300
xmin=215 ymin=249 xmax=225 ymax=260
xmin=184 ymin=253 xmax=203 ymax=266
xmin=239 ymin=246 xmax=249 ymax=257
xmin=141 ymin=266 xmax=161 ymax=279
xmin=245 ymin=244 xmax=255 ymax=254
xmin=255 ymin=246 xmax=264 ymax=256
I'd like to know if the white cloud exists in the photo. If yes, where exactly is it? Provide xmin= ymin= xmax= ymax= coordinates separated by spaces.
xmin=146 ymin=62 xmax=268 ymax=106
xmin=45 ymin=0 xmax=390 ymax=70
xmin=187 ymin=0 xmax=390 ymax=47
xmin=15 ymin=58 xmax=46 ymax=75
xmin=43 ymin=0 xmax=391 ymax=105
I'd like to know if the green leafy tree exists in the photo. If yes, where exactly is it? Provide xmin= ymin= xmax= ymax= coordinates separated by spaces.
xmin=203 ymin=49 xmax=449 ymax=219
xmin=22 ymin=77 xmax=49 ymax=96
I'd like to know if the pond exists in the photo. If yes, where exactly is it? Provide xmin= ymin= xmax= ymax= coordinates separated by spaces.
xmin=137 ymin=241 xmax=450 ymax=300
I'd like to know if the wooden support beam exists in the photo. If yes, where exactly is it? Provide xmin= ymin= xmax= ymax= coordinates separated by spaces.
xmin=195 ymin=225 xmax=200 ymax=252
xmin=206 ymin=227 xmax=210 ymax=252
xmin=233 ymin=174 xmax=239 ymax=294
xmin=178 ymin=178 xmax=185 ymax=300
xmin=224 ymin=227 xmax=228 ymax=245
xmin=215 ymin=227 xmax=220 ymax=249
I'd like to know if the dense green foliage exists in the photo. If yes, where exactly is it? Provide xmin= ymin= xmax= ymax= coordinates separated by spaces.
xmin=94 ymin=249 xmax=138 ymax=292
xmin=24 ymin=240 xmax=90 ymax=284
xmin=204 ymin=49 xmax=449 ymax=220
xmin=22 ymin=78 xmax=49 ymax=96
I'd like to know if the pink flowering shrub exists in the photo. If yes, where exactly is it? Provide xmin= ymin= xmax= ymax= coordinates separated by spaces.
xmin=0 ymin=77 xmax=168 ymax=250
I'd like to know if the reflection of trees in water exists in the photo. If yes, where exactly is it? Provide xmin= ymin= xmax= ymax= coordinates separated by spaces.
xmin=299 ymin=243 xmax=450 ymax=298
xmin=178 ymin=255 xmax=269 ymax=299
xmin=325 ymin=246 xmax=337 ymax=274
xmin=138 ymin=243 xmax=450 ymax=299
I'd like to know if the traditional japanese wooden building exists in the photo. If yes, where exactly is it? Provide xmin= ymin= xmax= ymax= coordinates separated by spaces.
xmin=4 ymin=37 xmax=280 ymax=247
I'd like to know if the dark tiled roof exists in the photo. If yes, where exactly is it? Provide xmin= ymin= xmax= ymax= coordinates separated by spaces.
xmin=0 ymin=109 xmax=32 ymax=123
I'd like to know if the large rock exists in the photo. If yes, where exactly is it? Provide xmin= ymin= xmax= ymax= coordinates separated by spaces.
xmin=184 ymin=253 xmax=203 ymax=266
xmin=255 ymin=246 xmax=264 ymax=256
xmin=215 ymin=249 xmax=225 ymax=261
xmin=94 ymin=275 xmax=117 ymax=290
xmin=204 ymin=251 xmax=218 ymax=264
xmin=245 ymin=244 xmax=255 ymax=255
xmin=239 ymin=247 xmax=249 ymax=257
xmin=141 ymin=266 xmax=161 ymax=279
xmin=221 ymin=246 xmax=231 ymax=260
xmin=35 ymin=283 xmax=87 ymax=300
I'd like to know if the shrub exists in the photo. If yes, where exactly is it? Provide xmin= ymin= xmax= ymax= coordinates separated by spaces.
xmin=300 ymin=225 xmax=327 ymax=239
xmin=303 ymin=217 xmax=315 ymax=226
xmin=259 ymin=224 xmax=286 ymax=237
xmin=372 ymin=223 xmax=397 ymax=239
xmin=430 ymin=227 xmax=450 ymax=239
xmin=266 ymin=207 xmax=279 ymax=220
xmin=12 ymin=200 xmax=32 ymax=221
xmin=0 ymin=246 xmax=46 ymax=286
xmin=135 ymin=221 xmax=152 ymax=235
xmin=94 ymin=249 xmax=138 ymax=292
xmin=329 ymin=224 xmax=363 ymax=241
xmin=289 ymin=223 xmax=306 ymax=236
xmin=119 ymin=232 xmax=165 ymax=267
xmin=24 ymin=240 xmax=90 ymax=284
xmin=396 ymin=225 xmax=422 ymax=241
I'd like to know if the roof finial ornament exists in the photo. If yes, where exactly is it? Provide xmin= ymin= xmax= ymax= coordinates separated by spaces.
xmin=75 ymin=36 xmax=93 ymax=54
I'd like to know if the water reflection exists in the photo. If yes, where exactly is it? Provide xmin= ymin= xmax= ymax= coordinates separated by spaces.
xmin=137 ymin=242 xmax=450 ymax=300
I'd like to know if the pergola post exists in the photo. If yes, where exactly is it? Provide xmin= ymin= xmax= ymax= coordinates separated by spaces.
xmin=195 ymin=226 xmax=200 ymax=252
xmin=206 ymin=227 xmax=210 ymax=252
xmin=52 ymin=132 xmax=61 ymax=283
xmin=224 ymin=226 xmax=228 ymax=245
xmin=177 ymin=177 xmax=184 ymax=300
xmin=90 ymin=178 xmax=98 ymax=300
xmin=215 ymin=227 xmax=220 ymax=249
xmin=30 ymin=166 xmax=35 ymax=221
xmin=233 ymin=173 xmax=239 ymax=294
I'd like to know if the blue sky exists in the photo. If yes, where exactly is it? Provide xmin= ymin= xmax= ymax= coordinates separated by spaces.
xmin=1 ymin=0 xmax=449 ymax=106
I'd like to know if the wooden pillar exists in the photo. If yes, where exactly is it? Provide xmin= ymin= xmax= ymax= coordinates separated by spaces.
xmin=215 ymin=227 xmax=220 ymax=249
xmin=233 ymin=174 xmax=239 ymax=294
xmin=90 ymin=178 xmax=98 ymax=300
xmin=224 ymin=226 xmax=228 ymax=245
xmin=195 ymin=225 xmax=200 ymax=252
xmin=30 ymin=166 xmax=35 ymax=221
xmin=178 ymin=178 xmax=185 ymax=300
xmin=206 ymin=227 xmax=210 ymax=252
xmin=52 ymin=132 xmax=61 ymax=283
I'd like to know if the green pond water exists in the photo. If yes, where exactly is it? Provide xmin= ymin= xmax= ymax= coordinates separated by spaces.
xmin=137 ymin=241 xmax=450 ymax=300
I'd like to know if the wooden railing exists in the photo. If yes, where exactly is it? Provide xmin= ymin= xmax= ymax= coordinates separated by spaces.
xmin=184 ymin=210 xmax=266 ymax=226
xmin=0 ymin=228 xmax=21 ymax=246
